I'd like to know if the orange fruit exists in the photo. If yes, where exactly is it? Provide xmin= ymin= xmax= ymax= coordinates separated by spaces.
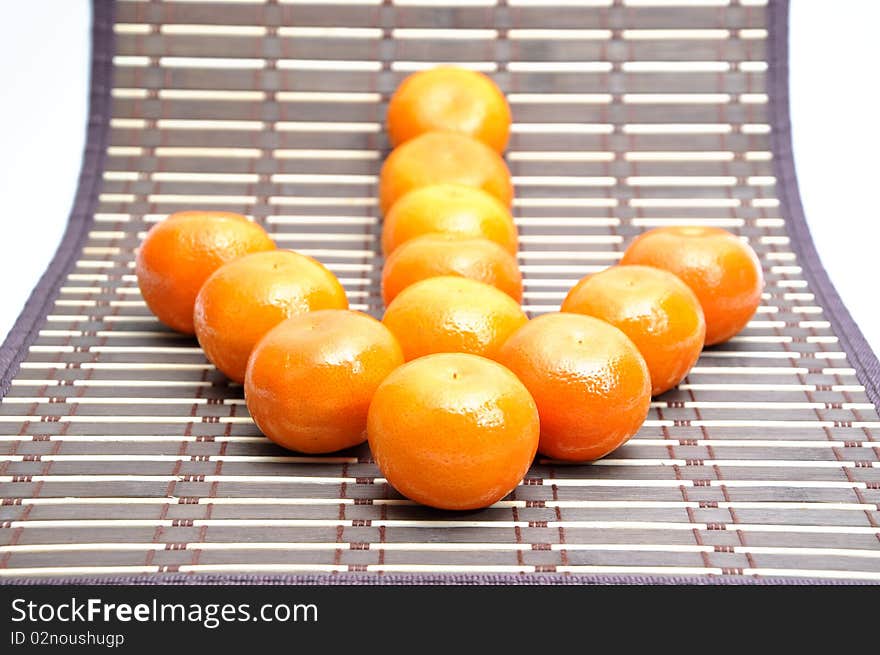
xmin=382 ymin=234 xmax=523 ymax=305
xmin=561 ymin=265 xmax=706 ymax=396
xmin=381 ymin=183 xmax=518 ymax=256
xmin=194 ymin=250 xmax=349 ymax=383
xmin=245 ymin=310 xmax=404 ymax=454
xmin=387 ymin=67 xmax=512 ymax=153
xmin=619 ymin=226 xmax=764 ymax=345
xmin=382 ymin=276 xmax=528 ymax=362
xmin=378 ymin=131 xmax=513 ymax=214
xmin=367 ymin=353 xmax=539 ymax=510
xmin=135 ymin=211 xmax=275 ymax=334
xmin=497 ymin=313 xmax=651 ymax=462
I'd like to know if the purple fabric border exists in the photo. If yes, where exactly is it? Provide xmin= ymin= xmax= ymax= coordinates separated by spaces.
xmin=0 ymin=0 xmax=114 ymax=400
xmin=767 ymin=0 xmax=880 ymax=408
xmin=2 ymin=573 xmax=876 ymax=586
xmin=0 ymin=0 xmax=878 ymax=587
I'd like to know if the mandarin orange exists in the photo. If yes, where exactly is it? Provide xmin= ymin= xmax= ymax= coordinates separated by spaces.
xmin=194 ymin=250 xmax=349 ymax=383
xmin=135 ymin=211 xmax=275 ymax=334
xmin=387 ymin=67 xmax=511 ymax=153
xmin=380 ymin=183 xmax=517 ymax=257
xmin=382 ymin=276 xmax=528 ymax=362
xmin=382 ymin=234 xmax=523 ymax=305
xmin=497 ymin=312 xmax=651 ymax=462
xmin=245 ymin=310 xmax=404 ymax=454
xmin=367 ymin=353 xmax=539 ymax=510
xmin=619 ymin=226 xmax=764 ymax=345
xmin=378 ymin=131 xmax=513 ymax=214
xmin=562 ymin=265 xmax=705 ymax=395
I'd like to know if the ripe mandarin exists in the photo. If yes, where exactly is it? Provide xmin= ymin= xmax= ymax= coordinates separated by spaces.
xmin=497 ymin=313 xmax=651 ymax=462
xmin=245 ymin=310 xmax=404 ymax=454
xmin=562 ymin=265 xmax=706 ymax=396
xmin=620 ymin=226 xmax=764 ymax=345
xmin=194 ymin=250 xmax=349 ymax=383
xmin=386 ymin=67 xmax=512 ymax=153
xmin=367 ymin=353 xmax=539 ymax=510
xmin=135 ymin=211 xmax=275 ymax=334
xmin=378 ymin=131 xmax=513 ymax=214
xmin=380 ymin=183 xmax=517 ymax=257
xmin=382 ymin=276 xmax=528 ymax=362
xmin=382 ymin=234 xmax=523 ymax=305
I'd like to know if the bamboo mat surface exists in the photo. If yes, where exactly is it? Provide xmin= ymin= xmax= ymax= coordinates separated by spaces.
xmin=1 ymin=0 xmax=879 ymax=584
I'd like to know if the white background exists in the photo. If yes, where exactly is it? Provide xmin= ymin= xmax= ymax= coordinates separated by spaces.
xmin=1 ymin=1 xmax=878 ymax=351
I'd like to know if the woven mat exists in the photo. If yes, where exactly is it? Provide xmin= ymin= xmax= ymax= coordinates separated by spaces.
xmin=1 ymin=0 xmax=879 ymax=585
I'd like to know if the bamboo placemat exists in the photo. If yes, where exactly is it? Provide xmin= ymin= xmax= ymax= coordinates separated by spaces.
xmin=1 ymin=0 xmax=879 ymax=584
